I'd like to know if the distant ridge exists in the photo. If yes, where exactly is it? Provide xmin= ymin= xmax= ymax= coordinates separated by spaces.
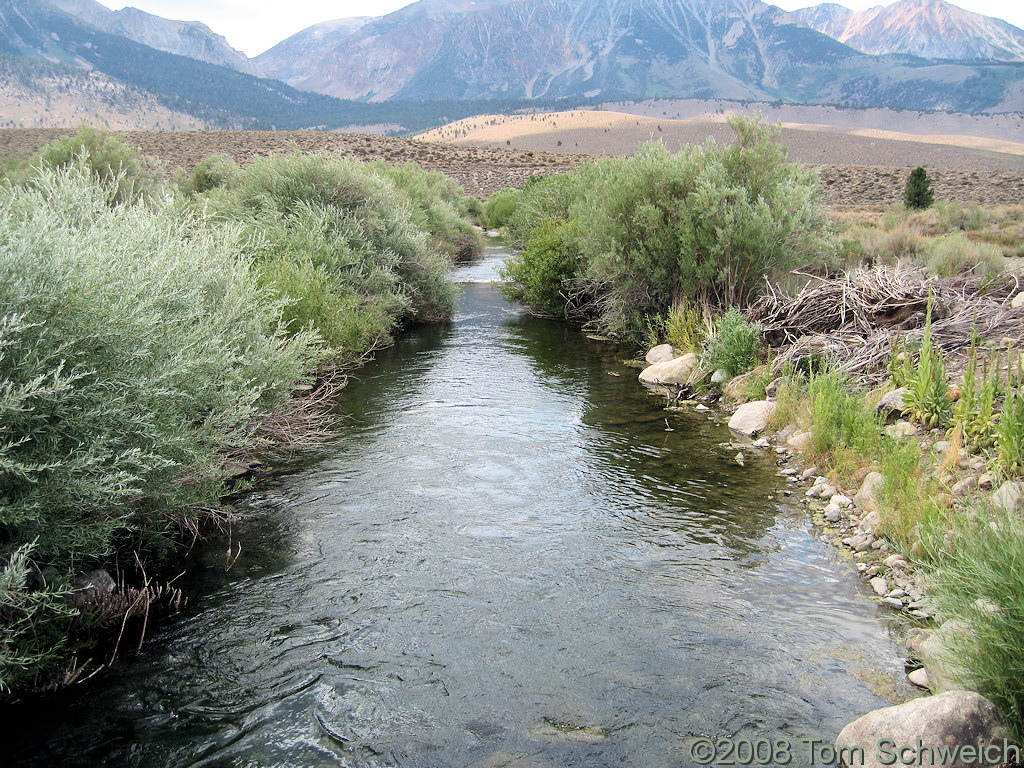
xmin=1 ymin=0 xmax=1023 ymax=130
xmin=255 ymin=0 xmax=1024 ymax=113
xmin=48 ymin=0 xmax=261 ymax=74
xmin=793 ymin=0 xmax=1024 ymax=61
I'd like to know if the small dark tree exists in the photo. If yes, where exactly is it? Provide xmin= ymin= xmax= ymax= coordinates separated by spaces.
xmin=904 ymin=166 xmax=935 ymax=210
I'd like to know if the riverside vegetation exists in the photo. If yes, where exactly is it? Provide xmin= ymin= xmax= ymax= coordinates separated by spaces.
xmin=0 ymin=128 xmax=482 ymax=694
xmin=491 ymin=115 xmax=1024 ymax=742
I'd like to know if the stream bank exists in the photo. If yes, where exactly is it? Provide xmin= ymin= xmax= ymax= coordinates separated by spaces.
xmin=636 ymin=339 xmax=1023 ymax=763
xmin=2 ymin=245 xmax=916 ymax=767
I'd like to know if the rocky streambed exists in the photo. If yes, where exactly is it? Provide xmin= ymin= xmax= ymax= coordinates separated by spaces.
xmin=636 ymin=342 xmax=1022 ymax=766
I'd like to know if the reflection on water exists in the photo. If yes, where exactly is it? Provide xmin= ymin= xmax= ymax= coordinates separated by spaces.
xmin=6 ymin=246 xmax=910 ymax=767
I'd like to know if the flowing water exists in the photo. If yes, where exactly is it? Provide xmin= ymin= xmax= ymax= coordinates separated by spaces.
xmin=7 ymin=247 xmax=910 ymax=767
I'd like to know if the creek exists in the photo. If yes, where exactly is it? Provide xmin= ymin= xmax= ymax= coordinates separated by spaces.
xmin=7 ymin=246 xmax=910 ymax=767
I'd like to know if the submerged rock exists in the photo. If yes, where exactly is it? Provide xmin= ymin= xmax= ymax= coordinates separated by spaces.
xmin=835 ymin=691 xmax=1012 ymax=768
xmin=532 ymin=720 xmax=607 ymax=744
xmin=727 ymin=401 xmax=776 ymax=436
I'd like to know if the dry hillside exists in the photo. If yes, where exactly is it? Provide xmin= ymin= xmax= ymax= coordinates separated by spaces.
xmin=2 ymin=126 xmax=1022 ymax=209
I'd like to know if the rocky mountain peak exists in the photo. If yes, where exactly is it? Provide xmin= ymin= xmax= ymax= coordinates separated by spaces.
xmin=47 ymin=0 xmax=260 ymax=73
xmin=794 ymin=0 xmax=1024 ymax=61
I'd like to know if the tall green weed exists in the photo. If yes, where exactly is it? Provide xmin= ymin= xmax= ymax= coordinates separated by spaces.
xmin=371 ymin=161 xmax=483 ymax=261
xmin=702 ymin=309 xmax=763 ymax=377
xmin=925 ymin=502 xmax=1024 ymax=741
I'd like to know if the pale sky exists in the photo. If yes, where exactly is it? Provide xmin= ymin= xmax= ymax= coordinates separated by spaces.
xmin=94 ymin=0 xmax=1024 ymax=57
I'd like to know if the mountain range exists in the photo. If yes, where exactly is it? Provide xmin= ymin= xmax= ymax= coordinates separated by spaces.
xmin=793 ymin=0 xmax=1024 ymax=61
xmin=252 ymin=0 xmax=1023 ymax=110
xmin=47 ymin=0 xmax=259 ymax=74
xmin=1 ymin=0 xmax=1023 ymax=132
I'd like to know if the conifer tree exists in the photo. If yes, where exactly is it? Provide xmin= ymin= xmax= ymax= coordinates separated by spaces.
xmin=904 ymin=166 xmax=935 ymax=210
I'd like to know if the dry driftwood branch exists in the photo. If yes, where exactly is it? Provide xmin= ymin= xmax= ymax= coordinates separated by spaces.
xmin=749 ymin=266 xmax=1024 ymax=384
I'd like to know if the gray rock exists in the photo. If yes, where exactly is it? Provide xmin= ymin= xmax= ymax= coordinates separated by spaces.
xmin=853 ymin=472 xmax=885 ymax=514
xmin=835 ymin=691 xmax=1012 ymax=768
xmin=824 ymin=504 xmax=843 ymax=523
xmin=1011 ymin=292 xmax=1024 ymax=309
xmin=885 ymin=420 xmax=918 ymax=439
xmin=645 ymin=343 xmax=677 ymax=364
xmin=639 ymin=353 xmax=699 ymax=386
xmin=776 ymin=424 xmax=798 ymax=442
xmin=73 ymin=569 xmax=116 ymax=597
xmin=933 ymin=440 xmax=951 ymax=454
xmin=711 ymin=368 xmax=732 ymax=385
xmin=978 ymin=473 xmax=994 ymax=490
xmin=72 ymin=569 xmax=117 ymax=607
xmin=787 ymin=429 xmax=813 ymax=451
xmin=830 ymin=493 xmax=854 ymax=508
xmin=779 ymin=468 xmax=798 ymax=476
xmin=876 ymin=387 xmax=909 ymax=419
xmin=727 ymin=401 xmax=776 ymax=437
xmin=908 ymin=668 xmax=930 ymax=688
xmin=906 ymin=627 xmax=933 ymax=655
xmin=870 ymin=576 xmax=888 ymax=596
xmin=734 ymin=452 xmax=745 ymax=466
xmin=859 ymin=510 xmax=881 ymax=534
xmin=952 ymin=476 xmax=978 ymax=497
xmin=801 ymin=467 xmax=818 ymax=480
xmin=765 ymin=378 xmax=782 ymax=399
xmin=882 ymin=596 xmax=905 ymax=609
xmin=992 ymin=481 xmax=1023 ymax=513
xmin=694 ymin=404 xmax=711 ymax=413
xmin=920 ymin=620 xmax=970 ymax=693
xmin=883 ymin=554 xmax=909 ymax=571
xmin=845 ymin=533 xmax=872 ymax=552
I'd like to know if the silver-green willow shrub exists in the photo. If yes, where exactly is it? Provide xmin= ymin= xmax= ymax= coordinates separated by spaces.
xmin=500 ymin=116 xmax=831 ymax=341
xmin=204 ymin=153 xmax=457 ymax=358
xmin=35 ymin=125 xmax=166 ymax=205
xmin=578 ymin=117 xmax=830 ymax=338
xmin=0 ymin=166 xmax=320 ymax=567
